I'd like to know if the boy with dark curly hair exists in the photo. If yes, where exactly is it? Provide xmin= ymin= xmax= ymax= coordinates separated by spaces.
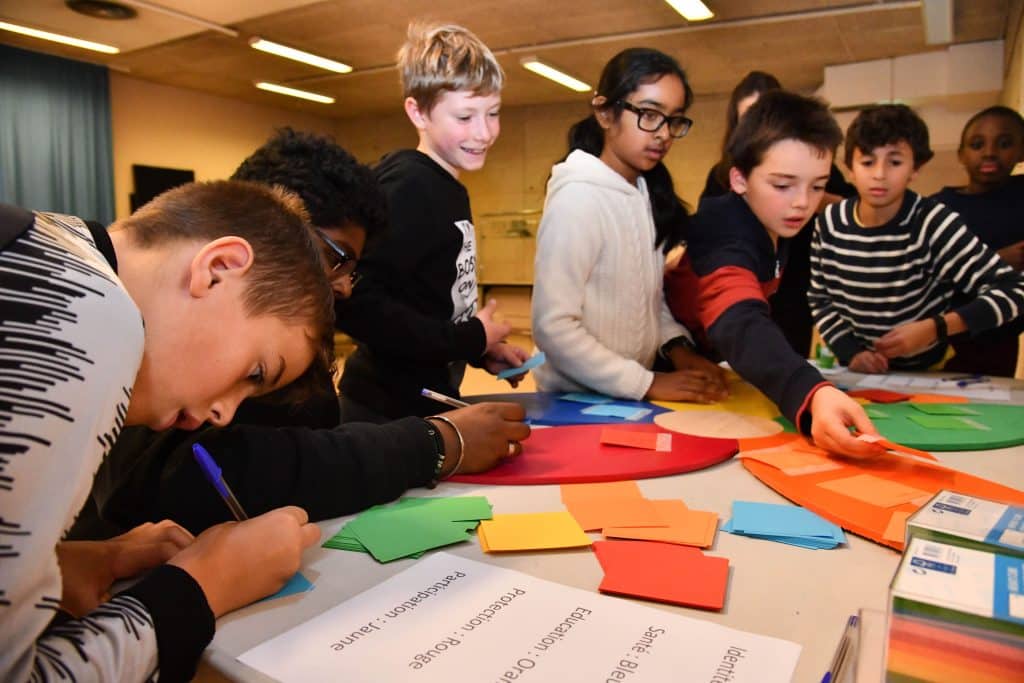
xmin=810 ymin=104 xmax=1024 ymax=374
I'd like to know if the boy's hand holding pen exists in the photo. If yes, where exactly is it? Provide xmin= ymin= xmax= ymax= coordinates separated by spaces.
xmin=171 ymin=445 xmax=321 ymax=617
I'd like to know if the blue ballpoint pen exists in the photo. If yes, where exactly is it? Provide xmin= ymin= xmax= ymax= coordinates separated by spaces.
xmin=192 ymin=443 xmax=249 ymax=521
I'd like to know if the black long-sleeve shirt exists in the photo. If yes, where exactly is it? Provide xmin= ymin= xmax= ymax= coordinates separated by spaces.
xmin=337 ymin=150 xmax=487 ymax=419
xmin=82 ymin=415 xmax=444 ymax=537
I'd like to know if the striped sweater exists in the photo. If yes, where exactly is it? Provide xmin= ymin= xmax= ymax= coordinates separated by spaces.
xmin=809 ymin=191 xmax=1024 ymax=369
xmin=0 ymin=207 xmax=214 ymax=682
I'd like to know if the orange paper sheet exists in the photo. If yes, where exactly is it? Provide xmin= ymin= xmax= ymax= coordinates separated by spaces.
xmin=907 ymin=393 xmax=970 ymax=404
xmin=739 ymin=446 xmax=842 ymax=476
xmin=739 ymin=433 xmax=1024 ymax=550
xmin=604 ymin=500 xmax=717 ymax=548
xmin=478 ymin=512 xmax=591 ymax=552
xmin=600 ymin=427 xmax=672 ymax=451
xmin=817 ymin=474 xmax=931 ymax=508
xmin=592 ymin=540 xmax=729 ymax=611
xmin=883 ymin=510 xmax=912 ymax=543
xmin=565 ymin=497 xmax=665 ymax=532
xmin=560 ymin=480 xmax=644 ymax=505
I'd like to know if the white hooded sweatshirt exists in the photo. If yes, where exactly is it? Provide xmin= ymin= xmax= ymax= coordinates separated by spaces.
xmin=531 ymin=149 xmax=692 ymax=399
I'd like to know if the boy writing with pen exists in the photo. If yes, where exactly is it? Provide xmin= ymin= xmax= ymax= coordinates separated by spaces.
xmin=77 ymin=128 xmax=528 ymax=540
xmin=0 ymin=183 xmax=333 ymax=682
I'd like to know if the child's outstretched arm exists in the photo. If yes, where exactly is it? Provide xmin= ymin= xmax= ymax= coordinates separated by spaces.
xmin=808 ymin=385 xmax=886 ymax=458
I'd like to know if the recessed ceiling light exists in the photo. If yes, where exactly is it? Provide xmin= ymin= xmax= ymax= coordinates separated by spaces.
xmin=249 ymin=37 xmax=352 ymax=74
xmin=255 ymin=82 xmax=335 ymax=104
xmin=520 ymin=58 xmax=591 ymax=93
xmin=665 ymin=0 xmax=714 ymax=21
xmin=65 ymin=0 xmax=137 ymax=20
xmin=0 ymin=20 xmax=119 ymax=54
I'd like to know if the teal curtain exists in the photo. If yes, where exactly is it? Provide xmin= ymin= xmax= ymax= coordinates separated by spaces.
xmin=0 ymin=44 xmax=115 ymax=224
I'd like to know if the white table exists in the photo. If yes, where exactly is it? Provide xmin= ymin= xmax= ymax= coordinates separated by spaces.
xmin=205 ymin=373 xmax=1024 ymax=682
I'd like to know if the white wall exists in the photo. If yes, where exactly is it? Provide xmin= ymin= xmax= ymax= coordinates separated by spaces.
xmin=109 ymin=73 xmax=337 ymax=219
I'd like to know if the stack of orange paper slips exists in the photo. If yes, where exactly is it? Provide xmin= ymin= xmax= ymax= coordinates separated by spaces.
xmin=560 ymin=481 xmax=729 ymax=610
xmin=561 ymin=481 xmax=718 ymax=548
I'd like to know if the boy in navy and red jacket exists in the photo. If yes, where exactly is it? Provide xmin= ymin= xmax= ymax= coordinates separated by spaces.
xmin=666 ymin=90 xmax=881 ymax=458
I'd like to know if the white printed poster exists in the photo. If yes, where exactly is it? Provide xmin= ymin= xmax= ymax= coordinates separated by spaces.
xmin=239 ymin=553 xmax=800 ymax=682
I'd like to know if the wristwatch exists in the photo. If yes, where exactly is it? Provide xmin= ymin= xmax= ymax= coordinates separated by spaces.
xmin=931 ymin=314 xmax=948 ymax=343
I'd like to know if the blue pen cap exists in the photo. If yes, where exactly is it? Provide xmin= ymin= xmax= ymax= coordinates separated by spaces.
xmin=192 ymin=443 xmax=230 ymax=499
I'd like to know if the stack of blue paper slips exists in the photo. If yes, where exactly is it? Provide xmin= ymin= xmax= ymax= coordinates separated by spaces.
xmin=722 ymin=501 xmax=846 ymax=549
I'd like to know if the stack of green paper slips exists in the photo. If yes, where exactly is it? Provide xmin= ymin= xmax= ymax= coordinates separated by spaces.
xmin=322 ymin=496 xmax=493 ymax=562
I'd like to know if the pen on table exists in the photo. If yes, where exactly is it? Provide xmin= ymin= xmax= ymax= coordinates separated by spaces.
xmin=420 ymin=387 xmax=469 ymax=409
xmin=821 ymin=614 xmax=858 ymax=683
xmin=192 ymin=443 xmax=249 ymax=521
xmin=941 ymin=374 xmax=983 ymax=383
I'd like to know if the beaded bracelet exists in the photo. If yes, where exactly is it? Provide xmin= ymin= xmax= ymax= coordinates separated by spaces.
xmin=426 ymin=414 xmax=465 ymax=481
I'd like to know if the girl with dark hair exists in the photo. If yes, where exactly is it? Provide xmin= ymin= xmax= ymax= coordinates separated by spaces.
xmin=702 ymin=71 xmax=782 ymax=199
xmin=531 ymin=48 xmax=727 ymax=402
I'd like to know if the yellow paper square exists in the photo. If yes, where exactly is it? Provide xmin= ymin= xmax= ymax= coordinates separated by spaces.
xmin=477 ymin=511 xmax=591 ymax=552
xmin=817 ymin=474 xmax=930 ymax=508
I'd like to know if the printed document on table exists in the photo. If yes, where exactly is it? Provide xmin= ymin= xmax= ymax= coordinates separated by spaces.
xmin=238 ymin=552 xmax=800 ymax=683
xmin=855 ymin=374 xmax=1011 ymax=401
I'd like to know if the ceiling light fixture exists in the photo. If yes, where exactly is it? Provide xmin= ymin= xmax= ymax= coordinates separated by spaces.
xmin=665 ymin=0 xmax=714 ymax=21
xmin=65 ymin=0 xmax=137 ymax=20
xmin=255 ymin=81 xmax=335 ymax=104
xmin=0 ymin=20 xmax=119 ymax=54
xmin=520 ymin=58 xmax=591 ymax=93
xmin=249 ymin=37 xmax=352 ymax=74
xmin=921 ymin=0 xmax=953 ymax=44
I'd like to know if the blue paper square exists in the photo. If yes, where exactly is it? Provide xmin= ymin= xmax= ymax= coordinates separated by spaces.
xmin=497 ymin=352 xmax=546 ymax=380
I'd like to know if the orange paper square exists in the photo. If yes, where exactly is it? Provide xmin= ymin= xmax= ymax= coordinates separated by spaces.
xmin=604 ymin=500 xmax=717 ymax=548
xmin=600 ymin=428 xmax=672 ymax=451
xmin=817 ymin=474 xmax=930 ymax=508
xmin=883 ymin=510 xmax=912 ymax=543
xmin=565 ymin=497 xmax=665 ymax=532
xmin=560 ymin=480 xmax=644 ymax=505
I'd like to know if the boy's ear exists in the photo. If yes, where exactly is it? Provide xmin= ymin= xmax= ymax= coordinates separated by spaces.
xmin=188 ymin=236 xmax=255 ymax=298
xmin=728 ymin=166 xmax=749 ymax=195
xmin=404 ymin=96 xmax=429 ymax=130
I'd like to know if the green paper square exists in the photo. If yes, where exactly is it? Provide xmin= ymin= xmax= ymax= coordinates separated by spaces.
xmin=907 ymin=414 xmax=985 ymax=430
xmin=910 ymin=403 xmax=980 ymax=416
xmin=346 ymin=511 xmax=473 ymax=562
xmin=864 ymin=406 xmax=890 ymax=419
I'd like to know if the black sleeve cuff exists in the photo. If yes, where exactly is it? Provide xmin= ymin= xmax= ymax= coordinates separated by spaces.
xmin=458 ymin=317 xmax=489 ymax=362
xmin=122 ymin=564 xmax=215 ymax=683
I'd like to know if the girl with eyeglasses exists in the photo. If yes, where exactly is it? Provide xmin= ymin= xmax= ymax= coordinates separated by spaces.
xmin=531 ymin=48 xmax=728 ymax=403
